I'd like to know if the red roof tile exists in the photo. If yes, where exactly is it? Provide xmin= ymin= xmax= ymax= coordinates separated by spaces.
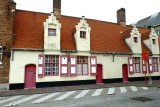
xmin=12 ymin=10 xmax=151 ymax=53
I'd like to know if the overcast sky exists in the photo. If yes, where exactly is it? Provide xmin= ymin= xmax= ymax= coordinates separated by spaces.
xmin=14 ymin=0 xmax=160 ymax=24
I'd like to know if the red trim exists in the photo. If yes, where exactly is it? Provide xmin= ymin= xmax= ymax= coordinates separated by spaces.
xmin=90 ymin=56 xmax=97 ymax=75
xmin=38 ymin=54 xmax=45 ymax=77
xmin=60 ymin=55 xmax=68 ymax=77
xmin=70 ymin=55 xmax=77 ymax=77
xmin=128 ymin=57 xmax=134 ymax=74
xmin=142 ymin=58 xmax=147 ymax=73
xmin=148 ymin=56 xmax=153 ymax=73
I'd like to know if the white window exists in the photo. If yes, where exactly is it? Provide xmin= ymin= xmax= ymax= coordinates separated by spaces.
xmin=45 ymin=55 xmax=59 ymax=76
xmin=77 ymin=56 xmax=88 ymax=75
xmin=0 ymin=46 xmax=2 ymax=64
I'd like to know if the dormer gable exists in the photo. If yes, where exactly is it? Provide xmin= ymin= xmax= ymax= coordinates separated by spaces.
xmin=43 ymin=13 xmax=61 ymax=50
xmin=74 ymin=16 xmax=91 ymax=51
xmin=143 ymin=28 xmax=159 ymax=54
xmin=124 ymin=26 xmax=142 ymax=54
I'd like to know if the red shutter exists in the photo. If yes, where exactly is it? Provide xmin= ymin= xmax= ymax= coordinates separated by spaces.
xmin=60 ymin=55 xmax=68 ymax=77
xmin=148 ymin=56 xmax=153 ymax=73
xmin=128 ymin=57 xmax=134 ymax=74
xmin=90 ymin=56 xmax=97 ymax=75
xmin=70 ymin=55 xmax=77 ymax=77
xmin=142 ymin=58 xmax=147 ymax=73
xmin=38 ymin=54 xmax=45 ymax=77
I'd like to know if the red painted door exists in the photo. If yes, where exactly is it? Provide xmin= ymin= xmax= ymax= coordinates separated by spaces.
xmin=96 ymin=64 xmax=103 ymax=84
xmin=25 ymin=64 xmax=36 ymax=88
xmin=122 ymin=64 xmax=128 ymax=82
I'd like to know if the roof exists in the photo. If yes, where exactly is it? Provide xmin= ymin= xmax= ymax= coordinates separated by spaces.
xmin=135 ymin=12 xmax=160 ymax=27
xmin=12 ymin=10 xmax=150 ymax=53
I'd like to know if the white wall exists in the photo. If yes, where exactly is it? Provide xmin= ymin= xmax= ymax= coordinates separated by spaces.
xmin=9 ymin=50 xmax=160 ymax=84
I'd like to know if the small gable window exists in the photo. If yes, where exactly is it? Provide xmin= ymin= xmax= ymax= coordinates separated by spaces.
xmin=133 ymin=37 xmax=138 ymax=43
xmin=48 ymin=29 xmax=56 ymax=36
xmin=152 ymin=39 xmax=156 ymax=44
xmin=80 ymin=31 xmax=86 ymax=38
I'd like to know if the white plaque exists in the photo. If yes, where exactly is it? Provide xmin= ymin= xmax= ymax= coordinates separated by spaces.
xmin=62 ymin=57 xmax=67 ymax=64
xmin=71 ymin=67 xmax=75 ymax=74
xmin=129 ymin=59 xmax=132 ymax=64
xmin=130 ymin=66 xmax=133 ymax=72
xmin=71 ymin=58 xmax=75 ymax=65
xmin=91 ymin=58 xmax=96 ymax=64
xmin=149 ymin=59 xmax=152 ymax=64
xmin=150 ymin=66 xmax=152 ymax=71
xmin=62 ymin=66 xmax=67 ymax=73
xmin=92 ymin=67 xmax=96 ymax=73
xmin=38 ymin=67 xmax=42 ymax=74
xmin=39 ymin=57 xmax=43 ymax=64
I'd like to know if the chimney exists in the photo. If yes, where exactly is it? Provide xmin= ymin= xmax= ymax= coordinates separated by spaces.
xmin=53 ymin=0 xmax=61 ymax=18
xmin=117 ymin=8 xmax=126 ymax=26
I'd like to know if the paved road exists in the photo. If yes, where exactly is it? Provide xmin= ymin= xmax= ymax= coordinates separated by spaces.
xmin=0 ymin=86 xmax=155 ymax=107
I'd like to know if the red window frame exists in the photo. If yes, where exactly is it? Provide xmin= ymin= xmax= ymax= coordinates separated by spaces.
xmin=80 ymin=31 xmax=86 ymax=38
xmin=45 ymin=55 xmax=59 ymax=76
xmin=48 ymin=28 xmax=56 ymax=36
xmin=77 ymin=56 xmax=88 ymax=75
xmin=152 ymin=57 xmax=158 ymax=72
xmin=133 ymin=57 xmax=140 ymax=73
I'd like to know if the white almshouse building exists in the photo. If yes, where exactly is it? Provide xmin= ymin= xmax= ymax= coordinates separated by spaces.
xmin=1 ymin=0 xmax=160 ymax=89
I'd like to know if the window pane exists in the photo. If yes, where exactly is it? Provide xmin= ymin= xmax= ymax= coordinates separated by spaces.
xmin=77 ymin=64 xmax=82 ymax=75
xmin=83 ymin=64 xmax=88 ymax=74
xmin=48 ymin=29 xmax=56 ymax=36
xmin=45 ymin=55 xmax=51 ymax=63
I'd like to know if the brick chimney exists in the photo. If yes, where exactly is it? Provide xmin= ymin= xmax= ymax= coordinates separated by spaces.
xmin=117 ymin=8 xmax=126 ymax=26
xmin=53 ymin=0 xmax=61 ymax=18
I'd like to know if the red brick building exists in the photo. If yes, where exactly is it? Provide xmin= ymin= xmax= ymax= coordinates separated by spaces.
xmin=0 ymin=0 xmax=16 ymax=89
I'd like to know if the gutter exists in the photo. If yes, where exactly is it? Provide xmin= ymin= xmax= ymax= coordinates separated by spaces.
xmin=61 ymin=49 xmax=77 ymax=53
xmin=11 ymin=48 xmax=44 ymax=51
xmin=90 ymin=51 xmax=132 ymax=55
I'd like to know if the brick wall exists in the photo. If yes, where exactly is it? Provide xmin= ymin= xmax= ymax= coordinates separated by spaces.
xmin=0 ymin=0 xmax=16 ymax=83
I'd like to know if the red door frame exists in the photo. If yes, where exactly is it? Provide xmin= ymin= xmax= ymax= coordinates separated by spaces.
xmin=96 ymin=64 xmax=103 ymax=84
xmin=122 ymin=64 xmax=128 ymax=82
xmin=24 ymin=64 xmax=36 ymax=88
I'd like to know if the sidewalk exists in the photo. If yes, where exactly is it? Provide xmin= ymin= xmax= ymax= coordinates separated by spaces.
xmin=0 ymin=80 xmax=160 ymax=97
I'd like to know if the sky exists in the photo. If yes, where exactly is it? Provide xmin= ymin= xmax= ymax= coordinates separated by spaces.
xmin=14 ymin=0 xmax=160 ymax=25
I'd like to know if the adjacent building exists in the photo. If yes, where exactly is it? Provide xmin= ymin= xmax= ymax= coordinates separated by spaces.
xmin=134 ymin=12 xmax=160 ymax=35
